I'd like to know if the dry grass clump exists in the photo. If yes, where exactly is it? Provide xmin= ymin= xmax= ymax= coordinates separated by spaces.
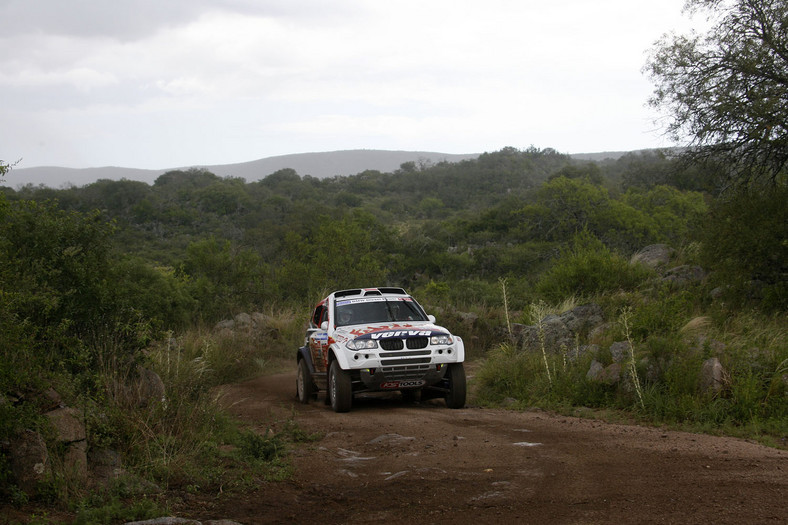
xmin=680 ymin=316 xmax=712 ymax=336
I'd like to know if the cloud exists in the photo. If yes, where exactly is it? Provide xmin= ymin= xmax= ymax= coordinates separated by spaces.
xmin=0 ymin=0 xmax=697 ymax=169
xmin=0 ymin=0 xmax=347 ymax=40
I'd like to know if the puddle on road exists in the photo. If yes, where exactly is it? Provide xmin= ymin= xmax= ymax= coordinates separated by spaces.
xmin=512 ymin=442 xmax=542 ymax=447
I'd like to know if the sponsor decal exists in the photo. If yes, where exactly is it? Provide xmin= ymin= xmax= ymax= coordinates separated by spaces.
xmin=335 ymin=297 xmax=386 ymax=306
xmin=347 ymin=323 xmax=416 ymax=336
xmin=343 ymin=324 xmax=446 ymax=339
xmin=381 ymin=380 xmax=425 ymax=389
xmin=313 ymin=333 xmax=328 ymax=341
xmin=370 ymin=330 xmax=432 ymax=340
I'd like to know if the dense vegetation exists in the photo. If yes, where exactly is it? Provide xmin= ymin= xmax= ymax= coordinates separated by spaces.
xmin=1 ymin=141 xmax=786 ymax=520
xmin=1 ymin=3 xmax=787 ymax=517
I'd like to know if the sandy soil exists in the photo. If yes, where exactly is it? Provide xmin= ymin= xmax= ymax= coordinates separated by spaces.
xmin=203 ymin=371 xmax=788 ymax=525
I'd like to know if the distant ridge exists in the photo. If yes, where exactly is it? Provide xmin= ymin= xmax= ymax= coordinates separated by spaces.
xmin=7 ymin=148 xmax=653 ymax=189
xmin=8 ymin=150 xmax=480 ymax=189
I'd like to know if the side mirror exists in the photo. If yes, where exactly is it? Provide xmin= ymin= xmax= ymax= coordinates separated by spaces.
xmin=427 ymin=315 xmax=436 ymax=323
xmin=321 ymin=321 xmax=329 ymax=330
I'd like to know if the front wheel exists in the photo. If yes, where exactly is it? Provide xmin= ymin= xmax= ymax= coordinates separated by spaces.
xmin=444 ymin=363 xmax=467 ymax=409
xmin=296 ymin=358 xmax=315 ymax=404
xmin=328 ymin=360 xmax=352 ymax=413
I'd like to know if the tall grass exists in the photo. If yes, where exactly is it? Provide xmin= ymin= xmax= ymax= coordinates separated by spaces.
xmin=619 ymin=306 xmax=644 ymax=409
xmin=40 ymin=308 xmax=312 ymax=519
xmin=475 ymin=292 xmax=788 ymax=444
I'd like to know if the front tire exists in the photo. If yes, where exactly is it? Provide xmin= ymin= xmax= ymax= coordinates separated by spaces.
xmin=296 ymin=358 xmax=315 ymax=404
xmin=444 ymin=363 xmax=466 ymax=409
xmin=328 ymin=360 xmax=352 ymax=413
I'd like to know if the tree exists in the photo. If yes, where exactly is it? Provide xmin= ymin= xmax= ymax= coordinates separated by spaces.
xmin=646 ymin=0 xmax=788 ymax=187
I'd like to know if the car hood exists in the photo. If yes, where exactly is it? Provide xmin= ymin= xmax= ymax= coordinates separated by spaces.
xmin=332 ymin=322 xmax=449 ymax=343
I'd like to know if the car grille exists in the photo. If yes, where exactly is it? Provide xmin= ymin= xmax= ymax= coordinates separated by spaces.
xmin=378 ymin=349 xmax=432 ymax=380
xmin=378 ymin=337 xmax=429 ymax=351
xmin=379 ymin=339 xmax=404 ymax=350
xmin=406 ymin=337 xmax=428 ymax=349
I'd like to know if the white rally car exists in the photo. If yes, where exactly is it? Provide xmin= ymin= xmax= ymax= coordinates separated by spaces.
xmin=296 ymin=287 xmax=466 ymax=412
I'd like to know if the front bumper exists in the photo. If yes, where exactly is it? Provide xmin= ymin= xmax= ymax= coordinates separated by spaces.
xmin=357 ymin=362 xmax=449 ymax=391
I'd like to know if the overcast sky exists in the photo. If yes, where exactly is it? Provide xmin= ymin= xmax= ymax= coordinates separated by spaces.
xmin=1 ymin=0 xmax=703 ymax=170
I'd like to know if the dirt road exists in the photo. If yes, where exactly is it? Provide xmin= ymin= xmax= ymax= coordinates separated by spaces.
xmin=211 ymin=371 xmax=787 ymax=524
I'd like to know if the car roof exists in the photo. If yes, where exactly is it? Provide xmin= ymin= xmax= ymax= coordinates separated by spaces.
xmin=331 ymin=287 xmax=409 ymax=299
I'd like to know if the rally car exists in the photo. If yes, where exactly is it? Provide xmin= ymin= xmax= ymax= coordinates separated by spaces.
xmin=296 ymin=287 xmax=466 ymax=412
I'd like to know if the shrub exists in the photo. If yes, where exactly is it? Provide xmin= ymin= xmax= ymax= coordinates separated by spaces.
xmin=700 ymin=186 xmax=788 ymax=310
xmin=536 ymin=231 xmax=652 ymax=302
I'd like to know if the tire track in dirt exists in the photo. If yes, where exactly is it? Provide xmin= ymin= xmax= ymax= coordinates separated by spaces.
xmin=210 ymin=372 xmax=788 ymax=524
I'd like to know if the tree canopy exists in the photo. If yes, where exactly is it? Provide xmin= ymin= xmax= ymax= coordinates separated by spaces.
xmin=646 ymin=0 xmax=788 ymax=187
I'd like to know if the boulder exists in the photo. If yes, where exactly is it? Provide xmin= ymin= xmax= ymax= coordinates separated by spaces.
xmin=586 ymin=360 xmax=604 ymax=381
xmin=250 ymin=312 xmax=269 ymax=326
xmin=560 ymin=304 xmax=605 ymax=333
xmin=63 ymin=440 xmax=88 ymax=482
xmin=42 ymin=388 xmax=64 ymax=411
xmin=90 ymin=447 xmax=125 ymax=487
xmin=700 ymin=357 xmax=726 ymax=394
xmin=233 ymin=312 xmax=252 ymax=327
xmin=517 ymin=304 xmax=605 ymax=353
xmin=45 ymin=407 xmax=85 ymax=443
xmin=136 ymin=366 xmax=166 ymax=407
xmin=661 ymin=265 xmax=706 ymax=287
xmin=586 ymin=360 xmax=621 ymax=385
xmin=599 ymin=363 xmax=622 ymax=385
xmin=609 ymin=341 xmax=630 ymax=363
xmin=9 ymin=430 xmax=50 ymax=496
xmin=630 ymin=244 xmax=674 ymax=268
xmin=214 ymin=319 xmax=235 ymax=331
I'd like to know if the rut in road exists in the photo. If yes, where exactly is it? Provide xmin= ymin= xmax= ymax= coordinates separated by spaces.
xmin=211 ymin=371 xmax=788 ymax=525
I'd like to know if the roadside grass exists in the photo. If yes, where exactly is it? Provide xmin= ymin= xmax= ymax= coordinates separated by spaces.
xmin=8 ymin=309 xmax=314 ymax=524
xmin=473 ymin=295 xmax=788 ymax=449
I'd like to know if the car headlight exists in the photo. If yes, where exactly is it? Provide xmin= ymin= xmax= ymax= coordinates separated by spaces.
xmin=430 ymin=334 xmax=453 ymax=345
xmin=346 ymin=339 xmax=378 ymax=350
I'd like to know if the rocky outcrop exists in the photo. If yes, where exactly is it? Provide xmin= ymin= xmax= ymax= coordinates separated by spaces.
xmin=45 ymin=406 xmax=88 ymax=482
xmin=609 ymin=341 xmax=630 ymax=363
xmin=661 ymin=265 xmax=706 ymax=287
xmin=8 ymin=429 xmax=50 ymax=497
xmin=630 ymin=244 xmax=674 ymax=269
xmin=90 ymin=447 xmax=124 ymax=486
xmin=700 ymin=357 xmax=726 ymax=394
xmin=45 ymin=407 xmax=85 ymax=443
xmin=586 ymin=360 xmax=622 ymax=385
xmin=5 ymin=386 xmax=152 ymax=497
xmin=135 ymin=365 xmax=166 ymax=407
xmin=513 ymin=303 xmax=605 ymax=354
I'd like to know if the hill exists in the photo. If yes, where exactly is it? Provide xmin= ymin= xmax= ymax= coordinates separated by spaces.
xmin=8 ymin=149 xmax=480 ymax=188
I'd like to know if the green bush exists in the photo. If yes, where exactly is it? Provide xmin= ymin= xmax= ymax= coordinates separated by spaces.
xmin=536 ymin=231 xmax=652 ymax=302
xmin=700 ymin=186 xmax=788 ymax=310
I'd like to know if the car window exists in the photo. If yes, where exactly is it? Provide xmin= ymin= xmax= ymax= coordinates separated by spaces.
xmin=319 ymin=307 xmax=328 ymax=326
xmin=334 ymin=298 xmax=427 ymax=326
xmin=312 ymin=304 xmax=325 ymax=327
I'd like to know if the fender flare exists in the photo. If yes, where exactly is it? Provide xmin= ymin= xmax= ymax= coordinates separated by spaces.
xmin=455 ymin=336 xmax=466 ymax=362
xmin=297 ymin=346 xmax=316 ymax=374
xmin=327 ymin=343 xmax=352 ymax=370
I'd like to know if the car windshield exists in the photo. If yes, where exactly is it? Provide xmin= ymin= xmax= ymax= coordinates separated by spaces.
xmin=334 ymin=297 xmax=427 ymax=327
